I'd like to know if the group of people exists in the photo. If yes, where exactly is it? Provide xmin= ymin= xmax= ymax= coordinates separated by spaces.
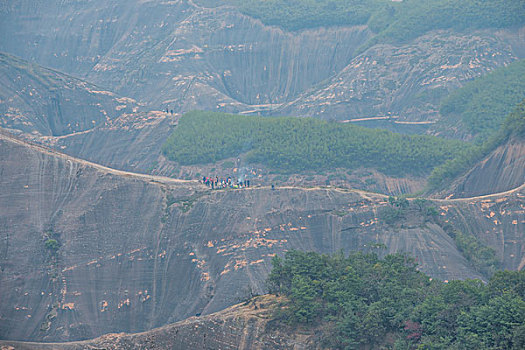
xmin=201 ymin=176 xmax=250 ymax=190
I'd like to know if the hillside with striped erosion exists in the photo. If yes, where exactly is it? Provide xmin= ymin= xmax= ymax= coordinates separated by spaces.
xmin=0 ymin=52 xmax=178 ymax=173
xmin=1 ymin=0 xmax=524 ymax=132
xmin=0 ymin=0 xmax=525 ymax=347
xmin=0 ymin=131 xmax=524 ymax=342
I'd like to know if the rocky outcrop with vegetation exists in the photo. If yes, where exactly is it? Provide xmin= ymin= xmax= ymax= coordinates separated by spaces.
xmin=1 ymin=132 xmax=523 ymax=342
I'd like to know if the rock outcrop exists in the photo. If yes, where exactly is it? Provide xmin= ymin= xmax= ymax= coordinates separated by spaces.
xmin=0 ymin=52 xmax=139 ymax=137
xmin=1 ymin=132 xmax=523 ymax=342
xmin=444 ymin=138 xmax=525 ymax=198
xmin=1 ymin=1 xmax=523 ymax=129
xmin=0 ymin=295 xmax=320 ymax=350
xmin=0 ymin=51 xmax=178 ymax=173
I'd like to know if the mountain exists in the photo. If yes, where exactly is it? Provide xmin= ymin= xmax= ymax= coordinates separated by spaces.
xmin=1 ymin=1 xmax=524 ymax=133
xmin=1 ymin=131 xmax=523 ymax=342
xmin=1 ymin=0 xmax=525 ymax=347
xmin=0 ymin=295 xmax=315 ymax=350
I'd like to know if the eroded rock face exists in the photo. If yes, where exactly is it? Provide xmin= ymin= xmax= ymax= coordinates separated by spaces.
xmin=0 ymin=52 xmax=178 ymax=173
xmin=1 ymin=133 xmax=523 ymax=342
xmin=0 ymin=0 xmax=370 ymax=111
xmin=1 ymin=1 xmax=523 ymax=127
xmin=445 ymin=138 xmax=525 ymax=198
xmin=0 ymin=296 xmax=320 ymax=350
xmin=278 ymin=30 xmax=521 ymax=123
xmin=0 ymin=53 xmax=140 ymax=137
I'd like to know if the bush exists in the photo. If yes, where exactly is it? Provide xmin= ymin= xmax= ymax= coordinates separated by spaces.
xmin=44 ymin=239 xmax=60 ymax=253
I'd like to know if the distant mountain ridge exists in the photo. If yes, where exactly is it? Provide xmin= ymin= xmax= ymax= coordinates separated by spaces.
xmin=1 ymin=1 xmax=523 ymax=131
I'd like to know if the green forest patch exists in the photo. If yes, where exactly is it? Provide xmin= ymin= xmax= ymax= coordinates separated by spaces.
xmin=440 ymin=59 xmax=525 ymax=140
xmin=214 ymin=0 xmax=524 ymax=46
xmin=163 ymin=111 xmax=469 ymax=177
xmin=267 ymin=250 xmax=525 ymax=349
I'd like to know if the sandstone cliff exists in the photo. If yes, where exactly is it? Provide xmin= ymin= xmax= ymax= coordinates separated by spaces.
xmin=1 ymin=132 xmax=523 ymax=342
xmin=0 ymin=295 xmax=320 ymax=350
xmin=1 ymin=1 xmax=523 ymax=130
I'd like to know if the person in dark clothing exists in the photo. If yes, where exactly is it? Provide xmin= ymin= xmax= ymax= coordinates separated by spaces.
xmin=271 ymin=184 xmax=275 ymax=190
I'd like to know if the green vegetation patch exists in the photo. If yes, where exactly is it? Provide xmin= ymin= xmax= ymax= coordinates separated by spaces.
xmin=268 ymin=250 xmax=525 ymax=349
xmin=440 ymin=59 xmax=525 ymax=139
xmin=163 ymin=111 xmax=469 ymax=177
xmin=224 ymin=0 xmax=524 ymax=45
xmin=449 ymin=230 xmax=500 ymax=277
xmin=367 ymin=0 xmax=525 ymax=45
xmin=428 ymin=99 xmax=525 ymax=191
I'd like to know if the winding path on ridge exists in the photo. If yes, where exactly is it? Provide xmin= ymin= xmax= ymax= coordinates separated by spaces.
xmin=1 ymin=129 xmax=523 ymax=202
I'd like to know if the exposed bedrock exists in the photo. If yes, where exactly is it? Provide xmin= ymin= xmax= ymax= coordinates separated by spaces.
xmin=0 ymin=295 xmax=320 ymax=350
xmin=1 ymin=133 xmax=523 ymax=342
xmin=1 ymin=1 xmax=523 ymax=124
xmin=0 ymin=53 xmax=140 ymax=137
xmin=445 ymin=138 xmax=525 ymax=198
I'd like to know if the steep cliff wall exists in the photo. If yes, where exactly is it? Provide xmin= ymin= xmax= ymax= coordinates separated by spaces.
xmin=1 ymin=1 xmax=523 ymax=126
xmin=0 ymin=296 xmax=319 ymax=350
xmin=1 ymin=132 xmax=523 ymax=342
xmin=444 ymin=138 xmax=525 ymax=198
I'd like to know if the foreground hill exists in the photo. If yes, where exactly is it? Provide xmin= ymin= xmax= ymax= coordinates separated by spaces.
xmin=1 ymin=131 xmax=523 ymax=342
xmin=1 ymin=296 xmax=318 ymax=349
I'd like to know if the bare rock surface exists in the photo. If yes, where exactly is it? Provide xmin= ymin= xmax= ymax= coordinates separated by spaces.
xmin=1 ymin=1 xmax=523 ymax=128
xmin=0 ymin=295 xmax=321 ymax=350
xmin=0 ymin=52 xmax=140 ymax=137
xmin=278 ymin=29 xmax=522 ymax=123
xmin=1 ymin=132 xmax=523 ymax=342
xmin=444 ymin=138 xmax=525 ymax=198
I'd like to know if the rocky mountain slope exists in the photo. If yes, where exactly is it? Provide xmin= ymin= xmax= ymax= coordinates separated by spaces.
xmin=0 ymin=51 xmax=180 ymax=173
xmin=0 ymin=295 xmax=318 ymax=350
xmin=1 ymin=131 xmax=523 ymax=342
xmin=1 ymin=1 xmax=523 ymax=129
xmin=1 ymin=0 xmax=524 ymax=345
xmin=444 ymin=138 xmax=525 ymax=198
xmin=0 ymin=52 xmax=140 ymax=137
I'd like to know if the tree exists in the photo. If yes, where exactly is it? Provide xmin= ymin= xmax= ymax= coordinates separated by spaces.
xmin=45 ymin=239 xmax=60 ymax=253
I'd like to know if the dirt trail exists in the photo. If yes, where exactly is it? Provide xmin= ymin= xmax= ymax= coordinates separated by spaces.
xmin=1 ymin=130 xmax=523 ymax=201
xmin=435 ymin=182 xmax=525 ymax=203
xmin=0 ymin=131 xmax=199 ymax=187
